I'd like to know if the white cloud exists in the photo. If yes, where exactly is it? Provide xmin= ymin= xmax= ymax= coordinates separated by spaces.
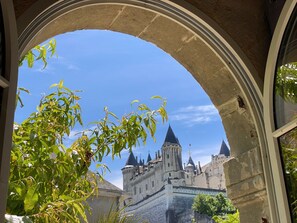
xmin=170 ymin=105 xmax=219 ymax=126
xmin=67 ymin=64 xmax=80 ymax=71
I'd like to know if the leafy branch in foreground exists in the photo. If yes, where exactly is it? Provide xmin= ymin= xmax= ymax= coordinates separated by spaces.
xmin=16 ymin=39 xmax=57 ymax=109
xmin=19 ymin=39 xmax=56 ymax=69
xmin=7 ymin=81 xmax=167 ymax=222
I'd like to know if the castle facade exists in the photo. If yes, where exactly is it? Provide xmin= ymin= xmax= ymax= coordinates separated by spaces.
xmin=122 ymin=126 xmax=230 ymax=222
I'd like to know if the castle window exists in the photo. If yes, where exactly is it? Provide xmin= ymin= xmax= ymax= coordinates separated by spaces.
xmin=187 ymin=175 xmax=189 ymax=178
xmin=169 ymin=173 xmax=171 ymax=177
xmin=152 ymin=181 xmax=154 ymax=187
xmin=167 ymin=154 xmax=169 ymax=159
xmin=139 ymin=187 xmax=141 ymax=193
xmin=146 ymin=184 xmax=148 ymax=190
xmin=168 ymin=163 xmax=170 ymax=167
xmin=134 ymin=187 xmax=136 ymax=195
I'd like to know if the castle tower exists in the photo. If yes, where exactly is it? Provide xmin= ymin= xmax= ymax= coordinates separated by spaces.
xmin=122 ymin=151 xmax=138 ymax=192
xmin=162 ymin=125 xmax=184 ymax=183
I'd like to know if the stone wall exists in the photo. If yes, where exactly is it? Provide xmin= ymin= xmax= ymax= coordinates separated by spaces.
xmin=193 ymin=213 xmax=214 ymax=223
xmin=125 ymin=185 xmax=225 ymax=223
xmin=125 ymin=187 xmax=167 ymax=223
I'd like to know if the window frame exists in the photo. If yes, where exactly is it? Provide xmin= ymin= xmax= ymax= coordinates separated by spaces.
xmin=264 ymin=1 xmax=297 ymax=222
xmin=0 ymin=0 xmax=18 ymax=220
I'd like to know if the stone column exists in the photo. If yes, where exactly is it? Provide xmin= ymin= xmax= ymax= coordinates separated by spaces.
xmin=219 ymin=97 xmax=271 ymax=223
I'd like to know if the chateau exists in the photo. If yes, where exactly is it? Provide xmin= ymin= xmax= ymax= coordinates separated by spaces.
xmin=2 ymin=2 xmax=295 ymax=221
xmin=122 ymin=126 xmax=230 ymax=222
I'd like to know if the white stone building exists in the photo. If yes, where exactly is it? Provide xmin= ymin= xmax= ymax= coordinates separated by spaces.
xmin=122 ymin=126 xmax=230 ymax=222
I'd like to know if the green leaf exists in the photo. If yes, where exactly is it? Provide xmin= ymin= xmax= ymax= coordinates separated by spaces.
xmin=73 ymin=202 xmax=88 ymax=222
xmin=131 ymin=99 xmax=139 ymax=104
xmin=151 ymin=95 xmax=162 ymax=99
xmin=24 ymin=185 xmax=39 ymax=212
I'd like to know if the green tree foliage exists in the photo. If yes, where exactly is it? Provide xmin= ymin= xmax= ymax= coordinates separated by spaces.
xmin=280 ymin=129 xmax=297 ymax=219
xmin=16 ymin=39 xmax=57 ymax=108
xmin=8 ymin=81 xmax=167 ymax=222
xmin=212 ymin=210 xmax=239 ymax=223
xmin=192 ymin=193 xmax=237 ymax=221
xmin=9 ymin=41 xmax=168 ymax=222
xmin=19 ymin=39 xmax=56 ymax=69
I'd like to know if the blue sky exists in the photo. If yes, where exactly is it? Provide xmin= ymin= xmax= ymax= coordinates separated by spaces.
xmin=16 ymin=30 xmax=227 ymax=189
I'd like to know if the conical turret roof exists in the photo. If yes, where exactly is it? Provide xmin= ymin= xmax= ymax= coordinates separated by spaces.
xmin=219 ymin=140 xmax=230 ymax=156
xmin=164 ymin=125 xmax=180 ymax=145
xmin=125 ymin=151 xmax=138 ymax=166
xmin=186 ymin=156 xmax=196 ymax=169
xmin=187 ymin=156 xmax=195 ymax=166
xmin=147 ymin=153 xmax=152 ymax=163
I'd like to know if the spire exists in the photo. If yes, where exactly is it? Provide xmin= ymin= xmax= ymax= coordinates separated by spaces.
xmin=187 ymin=156 xmax=196 ymax=169
xmin=164 ymin=125 xmax=180 ymax=145
xmin=125 ymin=151 xmax=138 ymax=166
xmin=219 ymin=140 xmax=230 ymax=156
xmin=147 ymin=153 xmax=152 ymax=163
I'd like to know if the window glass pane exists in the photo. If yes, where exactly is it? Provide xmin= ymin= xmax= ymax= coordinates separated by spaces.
xmin=274 ymin=6 xmax=297 ymax=128
xmin=279 ymin=127 xmax=297 ymax=222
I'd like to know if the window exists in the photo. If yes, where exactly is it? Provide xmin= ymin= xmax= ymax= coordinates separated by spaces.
xmin=265 ymin=4 xmax=297 ymax=222
xmin=167 ymin=154 xmax=169 ymax=159
xmin=139 ymin=187 xmax=141 ymax=194
xmin=272 ymin=7 xmax=297 ymax=221
xmin=168 ymin=163 xmax=170 ymax=167
xmin=146 ymin=184 xmax=148 ymax=190
xmin=169 ymin=173 xmax=171 ymax=177
xmin=134 ymin=187 xmax=136 ymax=195
xmin=152 ymin=181 xmax=154 ymax=187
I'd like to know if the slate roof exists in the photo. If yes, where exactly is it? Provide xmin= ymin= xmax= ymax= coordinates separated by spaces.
xmin=98 ymin=178 xmax=123 ymax=193
xmin=219 ymin=140 xmax=230 ymax=156
xmin=125 ymin=151 xmax=138 ymax=166
xmin=147 ymin=153 xmax=152 ymax=163
xmin=164 ymin=125 xmax=180 ymax=145
xmin=187 ymin=156 xmax=196 ymax=169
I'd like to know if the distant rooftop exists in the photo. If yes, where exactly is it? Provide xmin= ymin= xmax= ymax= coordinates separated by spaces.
xmin=187 ymin=156 xmax=196 ymax=169
xmin=126 ymin=151 xmax=138 ymax=166
xmin=219 ymin=140 xmax=230 ymax=156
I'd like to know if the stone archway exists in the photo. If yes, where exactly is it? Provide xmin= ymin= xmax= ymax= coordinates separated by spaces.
xmin=15 ymin=1 xmax=273 ymax=222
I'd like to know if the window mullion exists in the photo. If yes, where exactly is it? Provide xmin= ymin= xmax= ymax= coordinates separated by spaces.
xmin=272 ymin=118 xmax=297 ymax=138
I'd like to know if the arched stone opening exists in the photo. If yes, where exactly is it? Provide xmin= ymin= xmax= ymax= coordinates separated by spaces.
xmin=15 ymin=1 xmax=273 ymax=222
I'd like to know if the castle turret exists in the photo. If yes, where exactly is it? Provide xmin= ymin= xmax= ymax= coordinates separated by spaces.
xmin=185 ymin=155 xmax=197 ymax=185
xmin=147 ymin=153 xmax=152 ymax=163
xmin=162 ymin=125 xmax=184 ymax=182
xmin=122 ymin=151 xmax=138 ymax=192
xmin=185 ymin=156 xmax=196 ymax=173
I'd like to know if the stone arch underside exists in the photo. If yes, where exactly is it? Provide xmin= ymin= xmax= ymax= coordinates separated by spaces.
xmin=16 ymin=2 xmax=271 ymax=222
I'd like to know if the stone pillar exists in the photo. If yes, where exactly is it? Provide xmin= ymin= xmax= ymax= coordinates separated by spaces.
xmin=219 ymin=97 xmax=271 ymax=222
xmin=224 ymin=149 xmax=270 ymax=223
